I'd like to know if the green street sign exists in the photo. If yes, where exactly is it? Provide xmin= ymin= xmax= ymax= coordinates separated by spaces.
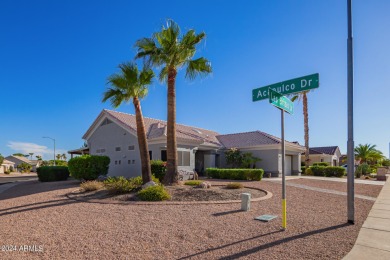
xmin=252 ymin=73 xmax=319 ymax=102
xmin=269 ymin=89 xmax=294 ymax=114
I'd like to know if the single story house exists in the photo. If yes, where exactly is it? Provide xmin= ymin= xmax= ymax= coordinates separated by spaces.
xmin=71 ymin=109 xmax=304 ymax=178
xmin=0 ymin=159 xmax=15 ymax=174
xmin=302 ymin=146 xmax=342 ymax=166
xmin=5 ymin=155 xmax=41 ymax=172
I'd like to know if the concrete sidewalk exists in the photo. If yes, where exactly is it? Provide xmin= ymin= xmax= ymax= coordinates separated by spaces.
xmin=344 ymin=175 xmax=390 ymax=259
xmin=264 ymin=175 xmax=385 ymax=186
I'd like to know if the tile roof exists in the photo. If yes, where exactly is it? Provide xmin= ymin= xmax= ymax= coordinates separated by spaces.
xmin=216 ymin=131 xmax=301 ymax=149
xmin=307 ymin=146 xmax=339 ymax=155
xmin=104 ymin=110 xmax=222 ymax=147
xmin=1 ymin=159 xmax=14 ymax=165
xmin=84 ymin=109 xmax=304 ymax=150
xmin=6 ymin=155 xmax=31 ymax=163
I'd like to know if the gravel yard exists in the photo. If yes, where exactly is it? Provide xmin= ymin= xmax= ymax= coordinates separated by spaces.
xmin=0 ymin=179 xmax=380 ymax=259
xmin=287 ymin=178 xmax=383 ymax=198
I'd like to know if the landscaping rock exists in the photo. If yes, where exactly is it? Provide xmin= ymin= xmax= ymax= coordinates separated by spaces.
xmin=97 ymin=175 xmax=108 ymax=181
xmin=142 ymin=181 xmax=158 ymax=189
xmin=199 ymin=181 xmax=212 ymax=189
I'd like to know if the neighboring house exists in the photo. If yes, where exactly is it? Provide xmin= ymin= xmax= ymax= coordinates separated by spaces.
xmin=302 ymin=146 xmax=342 ymax=166
xmin=5 ymin=155 xmax=41 ymax=172
xmin=71 ymin=109 xmax=304 ymax=178
xmin=0 ymin=159 xmax=15 ymax=173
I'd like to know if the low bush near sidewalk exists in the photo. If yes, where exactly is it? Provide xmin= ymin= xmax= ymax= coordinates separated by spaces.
xmin=37 ymin=166 xmax=70 ymax=182
xmin=324 ymin=167 xmax=345 ymax=178
xmin=206 ymin=168 xmax=264 ymax=181
xmin=68 ymin=155 xmax=110 ymax=180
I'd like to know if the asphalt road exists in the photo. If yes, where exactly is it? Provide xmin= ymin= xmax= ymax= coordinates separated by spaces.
xmin=0 ymin=175 xmax=38 ymax=184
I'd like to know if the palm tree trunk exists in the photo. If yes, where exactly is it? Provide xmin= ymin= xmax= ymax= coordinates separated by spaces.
xmin=303 ymin=92 xmax=310 ymax=168
xmin=133 ymin=97 xmax=152 ymax=184
xmin=164 ymin=67 xmax=178 ymax=185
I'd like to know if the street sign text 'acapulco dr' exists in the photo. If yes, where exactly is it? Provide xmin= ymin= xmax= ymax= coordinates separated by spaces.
xmin=252 ymin=73 xmax=319 ymax=102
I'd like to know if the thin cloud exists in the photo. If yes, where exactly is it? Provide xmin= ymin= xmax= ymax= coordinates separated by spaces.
xmin=7 ymin=141 xmax=67 ymax=159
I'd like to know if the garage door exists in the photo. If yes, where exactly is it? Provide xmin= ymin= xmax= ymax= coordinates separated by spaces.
xmin=285 ymin=156 xmax=292 ymax=176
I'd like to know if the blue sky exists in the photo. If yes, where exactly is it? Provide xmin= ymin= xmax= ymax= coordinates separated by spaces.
xmin=1 ymin=0 xmax=389 ymax=160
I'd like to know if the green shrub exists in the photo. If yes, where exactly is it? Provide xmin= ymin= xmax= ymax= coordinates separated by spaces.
xmin=151 ymin=160 xmax=166 ymax=181
xmin=80 ymin=181 xmax=104 ymax=191
xmin=324 ymin=167 xmax=345 ymax=178
xmin=184 ymin=180 xmax=202 ymax=186
xmin=313 ymin=162 xmax=330 ymax=167
xmin=310 ymin=166 xmax=326 ymax=176
xmin=68 ymin=155 xmax=110 ymax=180
xmin=104 ymin=176 xmax=139 ymax=194
xmin=301 ymin=166 xmax=306 ymax=174
xmin=137 ymin=185 xmax=171 ymax=201
xmin=382 ymin=159 xmax=390 ymax=167
xmin=356 ymin=163 xmax=371 ymax=176
xmin=305 ymin=168 xmax=313 ymax=175
xmin=206 ymin=168 xmax=264 ymax=181
xmin=226 ymin=182 xmax=244 ymax=189
xmin=37 ymin=166 xmax=70 ymax=182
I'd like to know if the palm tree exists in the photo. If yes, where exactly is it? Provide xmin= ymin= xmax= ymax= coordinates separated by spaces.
xmin=36 ymin=155 xmax=43 ymax=161
xmin=103 ymin=62 xmax=154 ymax=184
xmin=135 ymin=19 xmax=212 ymax=185
xmin=56 ymin=154 xmax=61 ymax=161
xmin=61 ymin=153 xmax=67 ymax=161
xmin=354 ymin=144 xmax=384 ymax=164
xmin=292 ymin=91 xmax=310 ymax=168
xmin=29 ymin=153 xmax=34 ymax=160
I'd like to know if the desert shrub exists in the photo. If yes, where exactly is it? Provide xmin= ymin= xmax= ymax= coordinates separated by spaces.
xmin=206 ymin=168 xmax=264 ymax=181
xmin=310 ymin=166 xmax=326 ymax=176
xmin=68 ymin=155 xmax=110 ymax=180
xmin=324 ymin=167 xmax=346 ymax=178
xmin=226 ymin=182 xmax=244 ymax=189
xmin=37 ymin=166 xmax=70 ymax=182
xmin=184 ymin=180 xmax=202 ymax=186
xmin=356 ymin=163 xmax=371 ymax=176
xmin=104 ymin=176 xmax=139 ymax=194
xmin=18 ymin=162 xmax=32 ymax=173
xmin=137 ymin=185 xmax=171 ymax=201
xmin=305 ymin=168 xmax=313 ymax=176
xmin=151 ymin=160 xmax=166 ymax=181
xmin=313 ymin=162 xmax=330 ymax=167
xmin=80 ymin=180 xmax=104 ymax=191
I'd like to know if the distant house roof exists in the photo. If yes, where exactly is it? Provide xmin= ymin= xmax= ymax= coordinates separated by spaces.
xmin=1 ymin=159 xmax=15 ymax=165
xmin=216 ymin=131 xmax=303 ymax=149
xmin=306 ymin=146 xmax=339 ymax=155
xmin=82 ymin=109 xmax=304 ymax=150
xmin=6 ymin=155 xmax=31 ymax=164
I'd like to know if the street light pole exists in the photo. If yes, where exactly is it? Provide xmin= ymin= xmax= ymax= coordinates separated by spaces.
xmin=347 ymin=0 xmax=355 ymax=224
xmin=43 ymin=136 xmax=56 ymax=166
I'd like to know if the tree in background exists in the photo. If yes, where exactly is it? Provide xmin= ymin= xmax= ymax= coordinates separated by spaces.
xmin=354 ymin=144 xmax=384 ymax=165
xmin=36 ymin=155 xmax=43 ymax=161
xmin=225 ymin=148 xmax=261 ymax=169
xmin=0 ymin=154 xmax=4 ymax=165
xmin=29 ymin=153 xmax=34 ymax=160
xmin=13 ymin=153 xmax=29 ymax=157
xmin=103 ymin=62 xmax=154 ymax=184
xmin=135 ymin=19 xmax=212 ymax=185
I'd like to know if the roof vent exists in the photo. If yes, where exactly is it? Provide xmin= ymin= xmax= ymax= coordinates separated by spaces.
xmin=192 ymin=129 xmax=202 ymax=134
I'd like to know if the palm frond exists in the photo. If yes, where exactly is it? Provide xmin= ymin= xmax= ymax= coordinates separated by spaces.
xmin=159 ymin=66 xmax=168 ymax=82
xmin=102 ymin=88 xmax=126 ymax=108
xmin=185 ymin=57 xmax=212 ymax=80
xmin=139 ymin=67 xmax=154 ymax=86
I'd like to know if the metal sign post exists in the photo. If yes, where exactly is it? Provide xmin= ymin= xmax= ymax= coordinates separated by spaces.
xmin=253 ymin=74 xmax=319 ymax=229
xmin=281 ymin=109 xmax=287 ymax=229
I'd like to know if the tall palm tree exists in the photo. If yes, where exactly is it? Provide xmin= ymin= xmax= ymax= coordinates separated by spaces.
xmin=102 ymin=62 xmax=154 ymax=184
xmin=135 ymin=19 xmax=212 ymax=185
xmin=61 ymin=153 xmax=67 ymax=161
xmin=292 ymin=91 xmax=310 ymax=168
xmin=354 ymin=144 xmax=384 ymax=164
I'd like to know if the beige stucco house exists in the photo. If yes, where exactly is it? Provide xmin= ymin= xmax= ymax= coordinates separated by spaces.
xmin=0 ymin=159 xmax=15 ymax=173
xmin=302 ymin=146 xmax=342 ymax=166
xmin=5 ymin=155 xmax=41 ymax=172
xmin=71 ymin=109 xmax=305 ymax=178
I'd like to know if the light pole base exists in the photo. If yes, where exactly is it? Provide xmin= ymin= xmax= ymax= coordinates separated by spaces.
xmin=348 ymin=220 xmax=355 ymax=225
